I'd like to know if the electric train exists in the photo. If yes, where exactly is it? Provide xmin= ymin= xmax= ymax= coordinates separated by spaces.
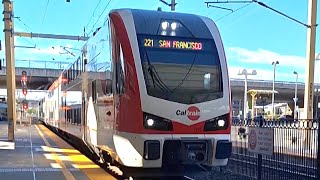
xmin=40 ymin=9 xmax=232 ymax=169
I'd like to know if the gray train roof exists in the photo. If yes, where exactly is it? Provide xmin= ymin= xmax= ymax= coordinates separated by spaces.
xmin=112 ymin=9 xmax=214 ymax=39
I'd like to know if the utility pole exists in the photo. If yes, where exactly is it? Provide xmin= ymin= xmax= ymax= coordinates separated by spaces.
xmin=3 ymin=0 xmax=16 ymax=141
xmin=293 ymin=71 xmax=298 ymax=120
xmin=171 ymin=0 xmax=176 ymax=11
xmin=271 ymin=61 xmax=279 ymax=120
xmin=303 ymin=0 xmax=317 ymax=120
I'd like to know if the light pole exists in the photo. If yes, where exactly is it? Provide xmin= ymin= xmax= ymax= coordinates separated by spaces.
xmin=271 ymin=61 xmax=279 ymax=120
xmin=238 ymin=69 xmax=257 ymax=121
xmin=293 ymin=71 xmax=298 ymax=120
xmin=316 ymin=53 xmax=320 ymax=120
xmin=315 ymin=86 xmax=319 ymax=120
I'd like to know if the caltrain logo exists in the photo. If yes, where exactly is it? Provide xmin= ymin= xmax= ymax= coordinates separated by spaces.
xmin=176 ymin=106 xmax=200 ymax=121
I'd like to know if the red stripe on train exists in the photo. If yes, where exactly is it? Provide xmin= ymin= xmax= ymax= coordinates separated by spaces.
xmin=109 ymin=11 xmax=144 ymax=133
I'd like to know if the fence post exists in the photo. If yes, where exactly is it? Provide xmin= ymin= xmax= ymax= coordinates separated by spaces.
xmin=257 ymin=117 xmax=263 ymax=180
xmin=317 ymin=118 xmax=320 ymax=179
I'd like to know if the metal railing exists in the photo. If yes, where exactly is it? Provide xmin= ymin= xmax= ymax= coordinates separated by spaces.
xmin=228 ymin=118 xmax=320 ymax=180
xmin=230 ymin=78 xmax=308 ymax=86
xmin=1 ymin=59 xmax=71 ymax=70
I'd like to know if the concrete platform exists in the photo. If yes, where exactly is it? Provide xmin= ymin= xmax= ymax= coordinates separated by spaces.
xmin=0 ymin=121 xmax=116 ymax=180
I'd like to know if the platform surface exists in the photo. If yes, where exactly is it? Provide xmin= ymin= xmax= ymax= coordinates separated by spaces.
xmin=0 ymin=121 xmax=116 ymax=180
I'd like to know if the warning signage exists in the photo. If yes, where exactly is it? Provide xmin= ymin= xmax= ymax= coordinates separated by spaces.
xmin=248 ymin=127 xmax=274 ymax=155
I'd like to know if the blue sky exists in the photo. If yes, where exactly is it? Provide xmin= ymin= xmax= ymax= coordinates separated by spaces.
xmin=1 ymin=0 xmax=320 ymax=84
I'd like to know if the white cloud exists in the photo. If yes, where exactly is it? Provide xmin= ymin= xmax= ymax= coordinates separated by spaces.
xmin=227 ymin=47 xmax=320 ymax=83
xmin=229 ymin=66 xmax=300 ymax=81
xmin=227 ymin=47 xmax=306 ymax=67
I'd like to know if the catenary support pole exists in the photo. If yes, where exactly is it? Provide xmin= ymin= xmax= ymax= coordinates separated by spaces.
xmin=303 ymin=0 xmax=317 ymax=120
xmin=3 ymin=0 xmax=16 ymax=141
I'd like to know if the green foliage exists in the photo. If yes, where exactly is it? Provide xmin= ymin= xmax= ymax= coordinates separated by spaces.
xmin=27 ymin=108 xmax=37 ymax=114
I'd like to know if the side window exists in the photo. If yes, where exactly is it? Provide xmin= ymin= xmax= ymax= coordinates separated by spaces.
xmin=92 ymin=80 xmax=97 ymax=102
xmin=111 ymin=21 xmax=125 ymax=95
xmin=117 ymin=45 xmax=125 ymax=94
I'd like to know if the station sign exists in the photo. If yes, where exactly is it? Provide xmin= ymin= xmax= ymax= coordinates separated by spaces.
xmin=248 ymin=127 xmax=274 ymax=156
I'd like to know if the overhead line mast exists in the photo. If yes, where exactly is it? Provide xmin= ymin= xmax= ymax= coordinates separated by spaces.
xmin=14 ymin=32 xmax=89 ymax=41
xmin=2 ymin=0 xmax=89 ymax=141
xmin=159 ymin=0 xmax=177 ymax=11
xmin=3 ymin=0 xmax=16 ymax=141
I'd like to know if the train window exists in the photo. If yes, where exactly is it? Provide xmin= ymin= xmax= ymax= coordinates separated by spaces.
xmin=110 ymin=21 xmax=125 ymax=95
xmin=115 ymin=45 xmax=125 ymax=94
xmin=92 ymin=81 xmax=97 ymax=102
xmin=119 ymin=45 xmax=125 ymax=79
xmin=204 ymin=73 xmax=211 ymax=89
xmin=106 ymin=79 xmax=112 ymax=94
xmin=138 ymin=35 xmax=223 ymax=104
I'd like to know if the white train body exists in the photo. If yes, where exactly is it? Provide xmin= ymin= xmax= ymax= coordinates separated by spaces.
xmin=40 ymin=9 xmax=232 ymax=169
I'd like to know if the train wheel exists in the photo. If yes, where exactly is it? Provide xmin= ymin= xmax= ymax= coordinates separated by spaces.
xmin=99 ymin=148 xmax=114 ymax=165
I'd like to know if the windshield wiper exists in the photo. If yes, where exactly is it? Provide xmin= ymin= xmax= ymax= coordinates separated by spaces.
xmin=144 ymin=51 xmax=171 ymax=93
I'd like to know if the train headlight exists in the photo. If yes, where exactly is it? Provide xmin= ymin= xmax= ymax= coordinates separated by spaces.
xmin=204 ymin=114 xmax=229 ymax=131
xmin=143 ymin=112 xmax=173 ymax=131
xmin=161 ymin=21 xmax=169 ymax=30
xmin=146 ymin=119 xmax=154 ymax=126
xmin=171 ymin=22 xmax=177 ymax=30
xmin=159 ymin=20 xmax=181 ymax=36
xmin=218 ymin=119 xmax=225 ymax=127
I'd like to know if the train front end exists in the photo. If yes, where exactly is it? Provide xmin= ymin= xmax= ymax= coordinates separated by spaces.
xmin=109 ymin=9 xmax=231 ymax=168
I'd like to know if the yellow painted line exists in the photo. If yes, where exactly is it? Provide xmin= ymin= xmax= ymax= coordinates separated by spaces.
xmin=35 ymin=125 xmax=76 ymax=180
xmin=38 ymin=124 xmax=116 ymax=180
xmin=40 ymin=146 xmax=79 ymax=153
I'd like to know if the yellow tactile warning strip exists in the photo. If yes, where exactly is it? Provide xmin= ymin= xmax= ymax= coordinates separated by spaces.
xmin=36 ymin=124 xmax=116 ymax=180
xmin=35 ymin=124 xmax=76 ymax=180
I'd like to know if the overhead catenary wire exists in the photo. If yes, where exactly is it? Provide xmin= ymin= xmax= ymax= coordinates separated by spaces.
xmin=15 ymin=17 xmax=32 ymax=31
xmin=14 ymin=17 xmax=37 ymax=48
xmin=41 ymin=0 xmax=50 ymax=24
xmin=85 ymin=0 xmax=103 ymax=34
xmin=88 ymin=0 xmax=113 ymax=36
xmin=206 ymin=0 xmax=312 ymax=28
xmin=252 ymin=0 xmax=311 ymax=28
xmin=216 ymin=3 xmax=252 ymax=21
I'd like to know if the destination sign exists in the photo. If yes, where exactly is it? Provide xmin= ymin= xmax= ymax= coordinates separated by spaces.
xmin=143 ymin=38 xmax=203 ymax=51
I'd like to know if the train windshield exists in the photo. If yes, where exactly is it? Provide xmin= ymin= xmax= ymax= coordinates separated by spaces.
xmin=138 ymin=35 xmax=223 ymax=104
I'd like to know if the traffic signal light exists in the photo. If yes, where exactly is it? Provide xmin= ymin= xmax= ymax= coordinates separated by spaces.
xmin=21 ymin=71 xmax=27 ymax=82
xmin=21 ymin=71 xmax=28 ymax=96
xmin=22 ymin=87 xmax=27 ymax=96
xmin=22 ymin=100 xmax=28 ymax=110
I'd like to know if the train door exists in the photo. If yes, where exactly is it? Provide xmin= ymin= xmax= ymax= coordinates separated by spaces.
xmin=82 ymin=50 xmax=89 ymax=142
xmin=82 ymin=92 xmax=87 ymax=141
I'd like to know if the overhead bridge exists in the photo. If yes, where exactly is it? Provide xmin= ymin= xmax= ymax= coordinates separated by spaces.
xmin=0 ymin=67 xmax=61 ymax=90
